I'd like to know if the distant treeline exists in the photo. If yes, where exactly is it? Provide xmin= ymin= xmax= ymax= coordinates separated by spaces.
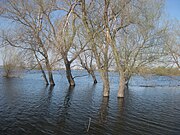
xmin=137 ymin=67 xmax=180 ymax=76
xmin=27 ymin=66 xmax=180 ymax=76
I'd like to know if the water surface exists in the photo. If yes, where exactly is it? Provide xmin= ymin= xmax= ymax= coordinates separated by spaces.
xmin=0 ymin=70 xmax=180 ymax=135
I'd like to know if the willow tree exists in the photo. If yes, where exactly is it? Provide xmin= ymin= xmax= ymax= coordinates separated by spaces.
xmin=2 ymin=46 xmax=25 ymax=78
xmin=2 ymin=26 xmax=52 ymax=85
xmin=78 ymin=50 xmax=98 ymax=84
xmin=51 ymin=1 xmax=87 ymax=86
xmin=76 ymin=27 xmax=98 ymax=84
xmin=78 ymin=0 xmax=112 ymax=97
xmin=74 ymin=0 xmax=166 ymax=98
xmin=165 ymin=20 xmax=180 ymax=68
xmin=55 ymin=14 xmax=84 ymax=86
xmin=1 ymin=0 xmax=56 ymax=85
xmin=101 ymin=0 xmax=167 ymax=97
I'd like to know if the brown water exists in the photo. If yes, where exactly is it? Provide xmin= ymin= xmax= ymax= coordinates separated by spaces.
xmin=0 ymin=70 xmax=180 ymax=135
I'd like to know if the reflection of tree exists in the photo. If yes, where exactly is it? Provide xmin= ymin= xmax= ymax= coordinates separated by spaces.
xmin=2 ymin=78 xmax=20 ymax=104
xmin=63 ymin=86 xmax=74 ymax=108
xmin=85 ymin=84 xmax=96 ymax=103
xmin=46 ymin=86 xmax=54 ymax=106
xmin=34 ymin=85 xmax=54 ymax=113
xmin=98 ymin=97 xmax=109 ymax=123
xmin=112 ymin=98 xmax=125 ymax=133
xmin=118 ymin=98 xmax=125 ymax=115
xmin=57 ymin=86 xmax=75 ymax=127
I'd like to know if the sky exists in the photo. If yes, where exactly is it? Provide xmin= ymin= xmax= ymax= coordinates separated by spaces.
xmin=0 ymin=0 xmax=180 ymax=66
xmin=165 ymin=0 xmax=180 ymax=20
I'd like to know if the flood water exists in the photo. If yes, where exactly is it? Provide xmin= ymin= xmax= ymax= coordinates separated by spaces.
xmin=0 ymin=70 xmax=180 ymax=135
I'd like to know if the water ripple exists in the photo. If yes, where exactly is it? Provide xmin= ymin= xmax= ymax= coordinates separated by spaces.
xmin=0 ymin=72 xmax=180 ymax=135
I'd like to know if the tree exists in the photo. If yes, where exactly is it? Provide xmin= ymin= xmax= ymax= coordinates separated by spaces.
xmin=101 ymin=0 xmax=166 ymax=97
xmin=55 ymin=14 xmax=85 ymax=86
xmin=71 ymin=0 xmax=166 ymax=98
xmin=1 ymin=0 xmax=56 ymax=85
xmin=165 ymin=20 xmax=180 ymax=68
xmin=2 ymin=46 xmax=24 ymax=78
xmin=35 ymin=0 xmax=87 ymax=86
xmin=74 ymin=28 xmax=98 ymax=84
xmin=78 ymin=50 xmax=98 ymax=84
xmin=79 ymin=0 xmax=112 ymax=97
xmin=1 ymin=0 xmax=88 ymax=86
xmin=0 ymin=0 xmax=169 ymax=99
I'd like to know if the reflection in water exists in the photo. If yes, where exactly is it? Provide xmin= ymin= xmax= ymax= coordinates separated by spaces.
xmin=118 ymin=98 xmax=125 ymax=115
xmin=63 ymin=86 xmax=74 ymax=108
xmin=44 ymin=85 xmax=54 ymax=109
xmin=57 ymin=86 xmax=75 ymax=129
xmin=86 ymin=84 xmax=96 ymax=98
xmin=2 ymin=78 xmax=20 ymax=101
xmin=98 ymin=97 xmax=109 ymax=123
xmin=85 ymin=84 xmax=97 ymax=107
xmin=107 ymin=98 xmax=126 ymax=135
xmin=48 ymin=85 xmax=54 ymax=100
xmin=0 ymin=72 xmax=180 ymax=135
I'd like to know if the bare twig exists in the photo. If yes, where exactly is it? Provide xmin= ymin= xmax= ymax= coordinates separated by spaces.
xmin=73 ymin=74 xmax=89 ymax=79
xmin=87 ymin=117 xmax=91 ymax=132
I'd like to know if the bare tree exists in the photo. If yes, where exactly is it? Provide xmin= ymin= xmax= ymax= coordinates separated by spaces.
xmin=101 ymin=0 xmax=167 ymax=97
xmin=34 ymin=0 xmax=87 ymax=86
xmin=1 ymin=0 xmax=88 ymax=86
xmin=79 ymin=0 xmax=112 ymax=97
xmin=165 ymin=20 xmax=180 ymax=68
xmin=78 ymin=50 xmax=97 ymax=84
xmin=55 ymin=14 xmax=81 ymax=86
xmin=0 ymin=0 xmax=169 ymax=99
xmin=2 ymin=29 xmax=51 ymax=84
xmin=74 ymin=28 xmax=98 ymax=84
xmin=1 ymin=0 xmax=56 ymax=85
xmin=2 ymin=46 xmax=24 ymax=78
xmin=72 ymin=0 xmax=166 ymax=98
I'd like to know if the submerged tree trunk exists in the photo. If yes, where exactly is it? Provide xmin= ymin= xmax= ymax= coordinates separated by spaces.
xmin=125 ymin=77 xmax=130 ymax=89
xmin=117 ymin=73 xmax=130 ymax=98
xmin=34 ymin=52 xmax=49 ymax=85
xmin=101 ymin=71 xmax=110 ymax=97
xmin=45 ymin=58 xmax=55 ymax=86
xmin=117 ymin=75 xmax=125 ymax=98
xmin=64 ymin=58 xmax=75 ymax=86
xmin=42 ymin=70 xmax=49 ymax=85
xmin=91 ymin=71 xmax=97 ymax=84
xmin=81 ymin=0 xmax=110 ymax=96
xmin=48 ymin=70 xmax=55 ymax=86
xmin=37 ymin=36 xmax=55 ymax=86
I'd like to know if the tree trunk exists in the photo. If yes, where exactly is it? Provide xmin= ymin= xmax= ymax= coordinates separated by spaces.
xmin=125 ymin=77 xmax=129 ymax=89
xmin=117 ymin=74 xmax=126 ymax=98
xmin=101 ymin=71 xmax=110 ymax=97
xmin=91 ymin=71 xmax=97 ymax=84
xmin=34 ymin=52 xmax=49 ymax=85
xmin=64 ymin=59 xmax=75 ymax=86
xmin=48 ymin=70 xmax=55 ymax=86
xmin=45 ymin=58 xmax=55 ymax=86
xmin=41 ymin=69 xmax=49 ymax=85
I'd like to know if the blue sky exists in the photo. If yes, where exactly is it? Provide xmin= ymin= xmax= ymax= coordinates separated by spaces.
xmin=165 ymin=0 xmax=180 ymax=20
xmin=0 ymin=0 xmax=180 ymax=66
